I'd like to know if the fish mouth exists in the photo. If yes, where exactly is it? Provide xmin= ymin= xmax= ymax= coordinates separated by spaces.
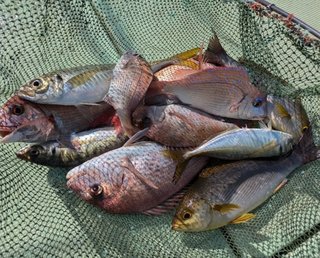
xmin=16 ymin=88 xmax=35 ymax=97
xmin=171 ymin=218 xmax=187 ymax=231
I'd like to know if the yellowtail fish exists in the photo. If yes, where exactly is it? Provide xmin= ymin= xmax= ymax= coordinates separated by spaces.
xmin=16 ymin=64 xmax=114 ymax=105
xmin=267 ymin=95 xmax=310 ymax=143
xmin=132 ymin=104 xmax=239 ymax=147
xmin=103 ymin=52 xmax=153 ymax=136
xmin=172 ymin=128 xmax=318 ymax=232
xmin=16 ymin=127 xmax=128 ymax=167
xmin=183 ymin=128 xmax=294 ymax=160
xmin=66 ymin=141 xmax=208 ymax=214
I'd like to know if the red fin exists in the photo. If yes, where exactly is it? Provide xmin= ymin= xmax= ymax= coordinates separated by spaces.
xmin=142 ymin=188 xmax=188 ymax=215
xmin=111 ymin=114 xmax=124 ymax=135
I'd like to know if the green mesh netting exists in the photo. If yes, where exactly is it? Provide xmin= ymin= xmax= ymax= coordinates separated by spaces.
xmin=1 ymin=0 xmax=319 ymax=257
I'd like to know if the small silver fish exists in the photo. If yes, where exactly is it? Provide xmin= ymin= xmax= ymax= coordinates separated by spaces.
xmin=183 ymin=128 xmax=294 ymax=160
xmin=16 ymin=64 xmax=114 ymax=105
xmin=172 ymin=128 xmax=318 ymax=232
xmin=16 ymin=127 xmax=128 ymax=167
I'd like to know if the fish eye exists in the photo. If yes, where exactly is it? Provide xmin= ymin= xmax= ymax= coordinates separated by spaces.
xmin=31 ymin=79 xmax=42 ymax=87
xmin=29 ymin=148 xmax=40 ymax=157
xmin=182 ymin=211 xmax=192 ymax=220
xmin=302 ymin=126 xmax=308 ymax=132
xmin=90 ymin=184 xmax=103 ymax=197
xmin=252 ymin=98 xmax=263 ymax=107
xmin=11 ymin=104 xmax=25 ymax=115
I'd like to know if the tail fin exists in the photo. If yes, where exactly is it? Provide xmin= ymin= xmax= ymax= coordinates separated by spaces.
xmin=295 ymin=127 xmax=319 ymax=164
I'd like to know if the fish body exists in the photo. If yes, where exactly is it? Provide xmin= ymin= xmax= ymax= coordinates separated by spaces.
xmin=0 ymin=96 xmax=115 ymax=144
xmin=172 ymin=128 xmax=318 ymax=232
xmin=0 ymin=96 xmax=48 ymax=137
xmin=16 ymin=127 xmax=128 ymax=167
xmin=184 ymin=128 xmax=294 ymax=160
xmin=16 ymin=64 xmax=114 ymax=105
xmin=132 ymin=104 xmax=239 ymax=147
xmin=150 ymin=67 xmax=267 ymax=120
xmin=267 ymin=95 xmax=310 ymax=143
xmin=104 ymin=52 xmax=153 ymax=136
xmin=66 ymin=141 xmax=208 ymax=213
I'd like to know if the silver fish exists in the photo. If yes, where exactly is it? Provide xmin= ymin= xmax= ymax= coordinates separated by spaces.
xmin=172 ymin=128 xmax=318 ymax=232
xmin=183 ymin=128 xmax=294 ymax=160
xmin=16 ymin=64 xmax=114 ymax=105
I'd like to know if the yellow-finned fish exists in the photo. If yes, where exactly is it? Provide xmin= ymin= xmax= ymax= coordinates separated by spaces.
xmin=16 ymin=64 xmax=114 ymax=105
xmin=172 ymin=128 xmax=318 ymax=232
xmin=267 ymin=95 xmax=310 ymax=143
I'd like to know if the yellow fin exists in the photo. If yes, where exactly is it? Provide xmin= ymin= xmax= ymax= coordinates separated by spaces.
xmin=275 ymin=103 xmax=291 ymax=119
xmin=178 ymin=60 xmax=199 ymax=70
xmin=230 ymin=213 xmax=256 ymax=224
xmin=173 ymin=48 xmax=201 ymax=60
xmin=213 ymin=203 xmax=240 ymax=214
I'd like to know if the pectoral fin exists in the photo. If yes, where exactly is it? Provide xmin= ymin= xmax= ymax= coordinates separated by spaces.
xmin=121 ymin=157 xmax=159 ymax=190
xmin=123 ymin=128 xmax=149 ymax=147
xmin=212 ymin=203 xmax=240 ymax=214
xmin=230 ymin=213 xmax=256 ymax=224
xmin=273 ymin=178 xmax=288 ymax=194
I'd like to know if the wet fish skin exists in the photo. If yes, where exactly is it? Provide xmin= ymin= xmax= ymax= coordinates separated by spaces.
xmin=132 ymin=104 xmax=239 ymax=147
xmin=267 ymin=95 xmax=310 ymax=143
xmin=183 ymin=128 xmax=294 ymax=160
xmin=172 ymin=128 xmax=318 ymax=232
xmin=152 ymin=67 xmax=268 ymax=120
xmin=103 ymin=52 xmax=153 ymax=136
xmin=0 ymin=96 xmax=48 ymax=137
xmin=16 ymin=64 xmax=114 ymax=105
xmin=66 ymin=141 xmax=208 ymax=214
xmin=16 ymin=127 xmax=128 ymax=167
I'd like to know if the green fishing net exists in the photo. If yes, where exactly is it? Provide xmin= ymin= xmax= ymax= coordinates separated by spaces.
xmin=0 ymin=0 xmax=319 ymax=257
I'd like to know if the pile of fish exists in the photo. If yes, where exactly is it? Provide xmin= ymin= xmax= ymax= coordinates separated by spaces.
xmin=0 ymin=34 xmax=318 ymax=232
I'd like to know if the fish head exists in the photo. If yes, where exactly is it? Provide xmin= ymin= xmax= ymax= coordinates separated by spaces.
xmin=66 ymin=164 xmax=122 ymax=210
xmin=172 ymin=195 xmax=212 ymax=232
xmin=236 ymin=93 xmax=268 ymax=120
xmin=0 ymin=96 xmax=45 ymax=137
xmin=132 ymin=105 xmax=166 ymax=128
xmin=17 ymin=74 xmax=64 ymax=103
xmin=16 ymin=143 xmax=57 ymax=163
xmin=267 ymin=95 xmax=310 ymax=142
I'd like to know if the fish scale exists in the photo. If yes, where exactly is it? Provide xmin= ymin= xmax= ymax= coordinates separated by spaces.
xmin=172 ymin=128 xmax=318 ymax=232
xmin=132 ymin=104 xmax=239 ymax=147
xmin=66 ymin=141 xmax=208 ymax=214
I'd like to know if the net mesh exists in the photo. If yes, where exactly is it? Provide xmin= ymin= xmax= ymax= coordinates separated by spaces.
xmin=0 ymin=0 xmax=319 ymax=257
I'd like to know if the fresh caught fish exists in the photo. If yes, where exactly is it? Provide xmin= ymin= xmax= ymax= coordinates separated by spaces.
xmin=183 ymin=128 xmax=294 ymax=160
xmin=267 ymin=95 xmax=310 ymax=143
xmin=66 ymin=141 xmax=208 ymax=214
xmin=172 ymin=128 xmax=318 ymax=232
xmin=1 ymin=117 xmax=57 ymax=143
xmin=16 ymin=127 xmax=128 ymax=167
xmin=132 ymin=104 xmax=239 ymax=147
xmin=16 ymin=64 xmax=114 ymax=105
xmin=0 ymin=96 xmax=48 ymax=138
xmin=0 ymin=95 xmax=115 ymax=144
xmin=103 ymin=52 xmax=153 ymax=136
xmin=147 ymin=67 xmax=268 ymax=120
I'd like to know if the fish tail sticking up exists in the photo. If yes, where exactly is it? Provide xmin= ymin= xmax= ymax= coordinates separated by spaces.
xmin=295 ymin=127 xmax=318 ymax=164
